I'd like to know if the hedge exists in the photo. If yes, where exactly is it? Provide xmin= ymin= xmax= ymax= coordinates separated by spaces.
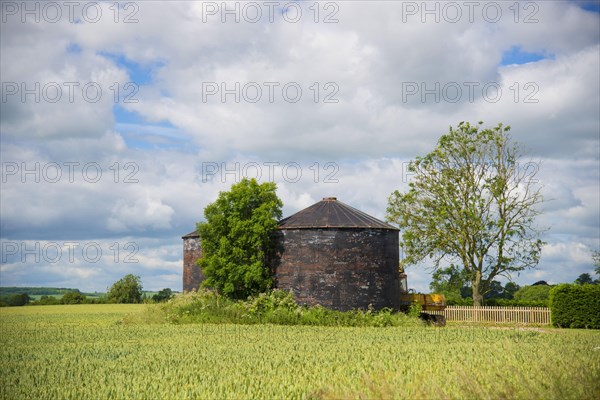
xmin=549 ymin=284 xmax=600 ymax=329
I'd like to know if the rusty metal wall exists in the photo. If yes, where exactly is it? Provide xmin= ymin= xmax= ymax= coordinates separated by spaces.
xmin=183 ymin=237 xmax=204 ymax=292
xmin=271 ymin=228 xmax=401 ymax=311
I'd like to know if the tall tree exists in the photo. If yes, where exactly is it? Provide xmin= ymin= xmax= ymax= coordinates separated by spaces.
xmin=198 ymin=178 xmax=283 ymax=299
xmin=387 ymin=122 xmax=545 ymax=306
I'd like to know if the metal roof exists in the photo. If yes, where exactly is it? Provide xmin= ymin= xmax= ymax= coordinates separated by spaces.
xmin=278 ymin=197 xmax=398 ymax=230
xmin=182 ymin=230 xmax=200 ymax=239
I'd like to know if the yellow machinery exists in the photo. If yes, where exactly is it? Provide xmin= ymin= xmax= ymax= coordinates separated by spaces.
xmin=398 ymin=269 xmax=447 ymax=325
xmin=399 ymin=293 xmax=446 ymax=312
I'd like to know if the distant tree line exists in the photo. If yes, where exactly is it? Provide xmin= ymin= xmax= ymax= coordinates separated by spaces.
xmin=0 ymin=287 xmax=90 ymax=296
xmin=0 ymin=291 xmax=105 ymax=307
xmin=1 ymin=274 xmax=175 ymax=307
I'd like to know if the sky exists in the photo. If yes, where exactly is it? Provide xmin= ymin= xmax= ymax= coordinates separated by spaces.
xmin=1 ymin=0 xmax=599 ymax=293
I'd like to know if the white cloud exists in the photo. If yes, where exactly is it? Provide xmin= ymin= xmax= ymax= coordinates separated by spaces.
xmin=107 ymin=194 xmax=175 ymax=232
xmin=1 ymin=1 xmax=598 ymax=293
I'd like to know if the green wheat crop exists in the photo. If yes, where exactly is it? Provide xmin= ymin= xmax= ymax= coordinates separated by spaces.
xmin=1 ymin=304 xmax=599 ymax=399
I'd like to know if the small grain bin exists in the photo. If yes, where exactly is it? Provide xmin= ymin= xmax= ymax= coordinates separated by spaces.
xmin=270 ymin=197 xmax=401 ymax=311
xmin=182 ymin=230 xmax=203 ymax=292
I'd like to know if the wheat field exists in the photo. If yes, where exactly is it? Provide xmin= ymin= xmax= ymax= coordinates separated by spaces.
xmin=1 ymin=304 xmax=599 ymax=399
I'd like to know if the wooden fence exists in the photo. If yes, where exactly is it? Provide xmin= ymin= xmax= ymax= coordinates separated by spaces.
xmin=427 ymin=306 xmax=551 ymax=325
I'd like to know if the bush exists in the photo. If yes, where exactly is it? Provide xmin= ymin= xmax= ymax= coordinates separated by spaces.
xmin=549 ymin=284 xmax=600 ymax=329
xmin=61 ymin=291 xmax=86 ymax=304
xmin=34 ymin=295 xmax=61 ymax=305
xmin=483 ymin=285 xmax=552 ymax=307
xmin=107 ymin=274 xmax=143 ymax=304
xmin=445 ymin=296 xmax=473 ymax=306
xmin=125 ymin=289 xmax=424 ymax=328
xmin=513 ymin=285 xmax=551 ymax=306
xmin=485 ymin=298 xmax=548 ymax=307
xmin=0 ymin=293 xmax=31 ymax=306
xmin=152 ymin=288 xmax=174 ymax=303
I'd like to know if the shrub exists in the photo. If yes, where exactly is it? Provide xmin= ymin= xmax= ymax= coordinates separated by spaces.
xmin=61 ymin=291 xmax=86 ymax=304
xmin=445 ymin=296 xmax=473 ymax=306
xmin=512 ymin=285 xmax=551 ymax=306
xmin=485 ymin=298 xmax=547 ymax=307
xmin=549 ymin=284 xmax=600 ymax=329
xmin=152 ymin=288 xmax=174 ymax=303
xmin=107 ymin=274 xmax=143 ymax=304
xmin=34 ymin=295 xmax=61 ymax=305
xmin=125 ymin=289 xmax=423 ymax=328
xmin=407 ymin=302 xmax=422 ymax=318
xmin=245 ymin=290 xmax=299 ymax=316
xmin=1 ymin=293 xmax=31 ymax=306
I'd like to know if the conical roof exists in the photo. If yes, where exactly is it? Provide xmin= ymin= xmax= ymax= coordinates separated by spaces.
xmin=182 ymin=230 xmax=199 ymax=239
xmin=278 ymin=197 xmax=398 ymax=230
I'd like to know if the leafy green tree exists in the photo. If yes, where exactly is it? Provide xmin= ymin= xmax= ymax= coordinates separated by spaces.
xmin=61 ymin=291 xmax=86 ymax=304
xmin=460 ymin=286 xmax=473 ymax=300
xmin=513 ymin=285 xmax=552 ymax=306
xmin=430 ymin=265 xmax=468 ymax=292
xmin=532 ymin=280 xmax=548 ymax=286
xmin=484 ymin=281 xmax=522 ymax=305
xmin=429 ymin=265 xmax=470 ymax=304
xmin=484 ymin=280 xmax=504 ymax=300
xmin=387 ymin=122 xmax=545 ymax=306
xmin=106 ymin=274 xmax=143 ymax=304
xmin=5 ymin=293 xmax=30 ymax=306
xmin=198 ymin=178 xmax=283 ymax=299
xmin=574 ymin=273 xmax=594 ymax=285
xmin=503 ymin=282 xmax=520 ymax=299
xmin=152 ymin=288 xmax=173 ymax=302
xmin=593 ymin=250 xmax=600 ymax=277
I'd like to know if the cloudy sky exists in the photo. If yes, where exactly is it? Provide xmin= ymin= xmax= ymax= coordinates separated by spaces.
xmin=1 ymin=1 xmax=599 ymax=293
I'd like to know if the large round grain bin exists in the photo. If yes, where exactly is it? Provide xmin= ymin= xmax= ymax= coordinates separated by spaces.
xmin=271 ymin=197 xmax=401 ymax=311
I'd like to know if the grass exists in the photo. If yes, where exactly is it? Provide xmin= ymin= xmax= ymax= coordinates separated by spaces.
xmin=1 ymin=303 xmax=599 ymax=399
